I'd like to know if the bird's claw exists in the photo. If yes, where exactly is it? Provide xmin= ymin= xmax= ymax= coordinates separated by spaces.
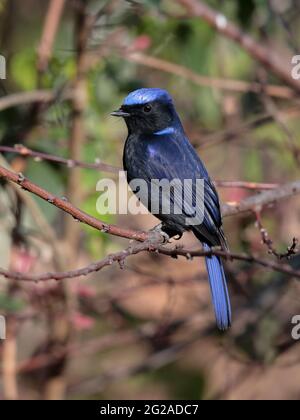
xmin=160 ymin=231 xmax=170 ymax=244
xmin=173 ymin=233 xmax=183 ymax=241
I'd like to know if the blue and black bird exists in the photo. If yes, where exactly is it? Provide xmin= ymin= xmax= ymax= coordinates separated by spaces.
xmin=111 ymin=88 xmax=231 ymax=330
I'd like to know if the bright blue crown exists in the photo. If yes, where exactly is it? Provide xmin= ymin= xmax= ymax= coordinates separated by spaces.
xmin=123 ymin=88 xmax=173 ymax=106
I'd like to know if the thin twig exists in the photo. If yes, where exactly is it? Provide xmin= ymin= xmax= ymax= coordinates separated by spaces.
xmin=0 ymin=144 xmax=279 ymax=189
xmin=0 ymin=165 xmax=149 ymax=242
xmin=222 ymin=180 xmax=300 ymax=216
xmin=1 ymin=240 xmax=300 ymax=282
xmin=215 ymin=180 xmax=279 ymax=190
xmin=197 ymin=107 xmax=300 ymax=150
xmin=125 ymin=52 xmax=295 ymax=99
xmin=0 ymin=242 xmax=152 ymax=282
xmin=0 ymin=144 xmax=119 ymax=174
xmin=0 ymin=89 xmax=73 ymax=112
xmin=255 ymin=211 xmax=298 ymax=260
xmin=156 ymin=245 xmax=300 ymax=279
xmin=177 ymin=0 xmax=300 ymax=94
xmin=37 ymin=0 xmax=66 ymax=73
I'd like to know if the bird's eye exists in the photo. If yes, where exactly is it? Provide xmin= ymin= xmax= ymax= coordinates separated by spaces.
xmin=143 ymin=104 xmax=152 ymax=113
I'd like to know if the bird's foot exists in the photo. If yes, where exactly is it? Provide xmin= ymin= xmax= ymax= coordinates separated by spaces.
xmin=149 ymin=223 xmax=170 ymax=244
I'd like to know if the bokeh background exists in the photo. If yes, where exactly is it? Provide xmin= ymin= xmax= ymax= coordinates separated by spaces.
xmin=0 ymin=0 xmax=300 ymax=400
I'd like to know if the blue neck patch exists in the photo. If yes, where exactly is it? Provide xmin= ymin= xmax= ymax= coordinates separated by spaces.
xmin=153 ymin=127 xmax=175 ymax=136
xmin=123 ymin=88 xmax=172 ymax=106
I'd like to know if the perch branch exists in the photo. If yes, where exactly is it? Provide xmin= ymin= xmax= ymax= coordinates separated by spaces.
xmin=0 ymin=165 xmax=149 ymax=242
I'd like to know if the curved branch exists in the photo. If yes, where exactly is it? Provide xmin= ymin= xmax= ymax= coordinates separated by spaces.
xmin=156 ymin=245 xmax=300 ymax=279
xmin=222 ymin=180 xmax=300 ymax=216
xmin=0 ymin=165 xmax=149 ymax=242
xmin=0 ymin=145 xmax=118 ymax=174
xmin=37 ymin=0 xmax=66 ymax=73
xmin=0 ymin=89 xmax=73 ymax=112
xmin=0 ymin=145 xmax=279 ymax=189
xmin=0 ymin=242 xmax=151 ymax=282
xmin=178 ymin=0 xmax=300 ymax=94
xmin=126 ymin=52 xmax=295 ymax=99
xmin=1 ymin=241 xmax=299 ymax=282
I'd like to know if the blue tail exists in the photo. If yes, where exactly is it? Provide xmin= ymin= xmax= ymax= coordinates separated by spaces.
xmin=203 ymin=243 xmax=231 ymax=330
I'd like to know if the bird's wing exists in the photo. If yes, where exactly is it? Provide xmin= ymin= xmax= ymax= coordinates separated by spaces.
xmin=134 ymin=132 xmax=223 ymax=245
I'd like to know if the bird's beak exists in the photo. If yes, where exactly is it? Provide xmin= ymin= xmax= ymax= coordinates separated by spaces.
xmin=110 ymin=109 xmax=130 ymax=118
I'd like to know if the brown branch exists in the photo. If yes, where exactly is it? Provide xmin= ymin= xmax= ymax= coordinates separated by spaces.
xmin=222 ymin=180 xmax=300 ymax=216
xmin=125 ymin=52 xmax=295 ymax=99
xmin=0 ymin=145 xmax=279 ymax=190
xmin=0 ymin=154 xmax=64 ymax=271
xmin=156 ymin=245 xmax=300 ymax=280
xmin=0 ymin=242 xmax=151 ymax=282
xmin=198 ymin=107 xmax=300 ymax=150
xmin=254 ymin=211 xmax=298 ymax=259
xmin=177 ymin=0 xmax=300 ymax=94
xmin=1 ymin=239 xmax=300 ymax=283
xmin=0 ymin=144 xmax=119 ymax=174
xmin=0 ymin=89 xmax=73 ymax=112
xmin=262 ymin=93 xmax=300 ymax=165
xmin=65 ymin=0 xmax=91 ymax=252
xmin=0 ymin=165 xmax=149 ymax=242
xmin=215 ymin=180 xmax=279 ymax=191
xmin=37 ymin=0 xmax=66 ymax=73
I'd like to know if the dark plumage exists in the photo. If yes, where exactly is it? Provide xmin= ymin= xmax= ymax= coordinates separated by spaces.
xmin=112 ymin=88 xmax=231 ymax=330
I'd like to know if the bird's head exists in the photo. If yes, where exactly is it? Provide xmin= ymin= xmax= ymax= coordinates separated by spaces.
xmin=111 ymin=88 xmax=180 ymax=135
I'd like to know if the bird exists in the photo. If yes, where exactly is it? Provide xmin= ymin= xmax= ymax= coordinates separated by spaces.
xmin=111 ymin=88 xmax=231 ymax=330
